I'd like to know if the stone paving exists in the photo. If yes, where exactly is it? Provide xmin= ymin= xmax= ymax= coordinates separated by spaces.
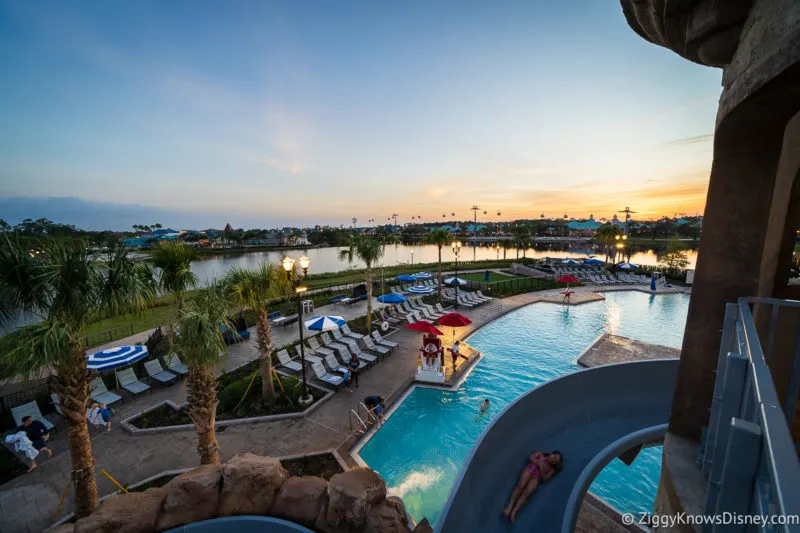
xmin=0 ymin=284 xmax=688 ymax=533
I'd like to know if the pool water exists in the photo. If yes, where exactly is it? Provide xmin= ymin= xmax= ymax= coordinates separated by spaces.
xmin=357 ymin=291 xmax=690 ymax=525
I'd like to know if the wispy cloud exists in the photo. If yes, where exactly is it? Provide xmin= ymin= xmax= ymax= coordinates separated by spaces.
xmin=663 ymin=133 xmax=713 ymax=146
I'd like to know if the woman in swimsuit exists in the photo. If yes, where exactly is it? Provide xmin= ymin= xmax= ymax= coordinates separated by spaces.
xmin=503 ymin=451 xmax=563 ymax=523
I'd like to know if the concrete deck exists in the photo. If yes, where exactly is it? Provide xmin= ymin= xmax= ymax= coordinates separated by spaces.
xmin=0 ymin=285 xmax=685 ymax=533
xmin=578 ymin=334 xmax=681 ymax=368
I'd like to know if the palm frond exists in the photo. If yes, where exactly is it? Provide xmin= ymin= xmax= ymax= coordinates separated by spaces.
xmin=98 ymin=246 xmax=155 ymax=319
xmin=175 ymin=282 xmax=233 ymax=368
xmin=152 ymin=242 xmax=199 ymax=297
xmin=0 ymin=234 xmax=52 ymax=326
xmin=0 ymin=320 xmax=71 ymax=381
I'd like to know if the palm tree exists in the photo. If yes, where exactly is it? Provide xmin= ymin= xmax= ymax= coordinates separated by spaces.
xmin=424 ymin=228 xmax=452 ymax=301
xmin=339 ymin=235 xmax=384 ymax=330
xmin=501 ymin=239 xmax=514 ymax=259
xmin=174 ymin=283 xmax=232 ymax=465
xmin=225 ymin=264 xmax=290 ymax=401
xmin=511 ymin=226 xmax=530 ymax=259
xmin=152 ymin=241 xmax=198 ymax=346
xmin=593 ymin=225 xmax=622 ymax=263
xmin=0 ymin=238 xmax=153 ymax=517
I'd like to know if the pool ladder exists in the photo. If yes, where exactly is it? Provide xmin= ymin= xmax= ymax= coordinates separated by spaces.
xmin=349 ymin=402 xmax=377 ymax=435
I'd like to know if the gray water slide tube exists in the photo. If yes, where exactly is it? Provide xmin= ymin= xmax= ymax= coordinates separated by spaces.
xmin=435 ymin=359 xmax=679 ymax=533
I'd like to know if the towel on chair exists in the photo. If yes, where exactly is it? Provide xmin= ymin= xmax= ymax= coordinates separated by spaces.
xmin=4 ymin=431 xmax=39 ymax=460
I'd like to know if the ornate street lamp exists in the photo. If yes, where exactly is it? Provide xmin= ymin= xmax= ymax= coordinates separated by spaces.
xmin=282 ymin=255 xmax=313 ymax=405
xmin=451 ymin=241 xmax=462 ymax=308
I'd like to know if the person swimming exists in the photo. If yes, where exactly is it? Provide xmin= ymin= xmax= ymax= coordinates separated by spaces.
xmin=502 ymin=451 xmax=563 ymax=523
xmin=477 ymin=398 xmax=490 ymax=417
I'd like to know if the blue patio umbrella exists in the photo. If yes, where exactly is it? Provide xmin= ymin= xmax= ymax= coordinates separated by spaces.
xmin=304 ymin=315 xmax=347 ymax=331
xmin=396 ymin=274 xmax=416 ymax=282
xmin=444 ymin=277 xmax=468 ymax=286
xmin=618 ymin=262 xmax=638 ymax=269
xmin=561 ymin=259 xmax=579 ymax=264
xmin=407 ymin=285 xmax=436 ymax=294
xmin=412 ymin=272 xmax=432 ymax=279
xmin=86 ymin=345 xmax=149 ymax=371
xmin=584 ymin=258 xmax=604 ymax=265
xmin=378 ymin=293 xmax=407 ymax=303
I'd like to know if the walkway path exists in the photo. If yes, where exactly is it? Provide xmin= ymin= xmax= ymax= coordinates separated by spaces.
xmin=0 ymin=284 xmax=687 ymax=532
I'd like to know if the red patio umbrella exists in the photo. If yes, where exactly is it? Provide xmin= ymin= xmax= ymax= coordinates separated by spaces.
xmin=404 ymin=320 xmax=444 ymax=336
xmin=556 ymin=275 xmax=580 ymax=284
xmin=436 ymin=312 xmax=473 ymax=342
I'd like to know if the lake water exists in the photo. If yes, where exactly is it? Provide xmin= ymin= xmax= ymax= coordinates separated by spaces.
xmin=190 ymin=244 xmax=698 ymax=284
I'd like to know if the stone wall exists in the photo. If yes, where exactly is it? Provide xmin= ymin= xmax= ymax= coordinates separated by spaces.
xmin=50 ymin=453 xmax=427 ymax=533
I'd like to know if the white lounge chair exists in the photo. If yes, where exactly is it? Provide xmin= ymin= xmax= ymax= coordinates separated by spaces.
xmin=50 ymin=393 xmax=64 ymax=417
xmin=371 ymin=330 xmax=398 ymax=350
xmin=341 ymin=324 xmax=364 ymax=340
xmin=307 ymin=336 xmax=334 ymax=358
xmin=336 ymin=344 xmax=367 ymax=370
xmin=362 ymin=336 xmax=391 ymax=357
xmin=311 ymin=362 xmax=344 ymax=388
xmin=323 ymin=354 xmax=348 ymax=375
xmin=116 ymin=367 xmax=151 ymax=397
xmin=320 ymin=332 xmax=351 ymax=358
xmin=165 ymin=353 xmax=188 ymax=375
xmin=90 ymin=377 xmax=123 ymax=405
xmin=331 ymin=329 xmax=359 ymax=350
xmin=11 ymin=400 xmax=55 ymax=432
xmin=344 ymin=340 xmax=378 ymax=364
xmin=276 ymin=349 xmax=303 ymax=372
xmin=476 ymin=290 xmax=493 ymax=300
xmin=144 ymin=360 xmax=177 ymax=385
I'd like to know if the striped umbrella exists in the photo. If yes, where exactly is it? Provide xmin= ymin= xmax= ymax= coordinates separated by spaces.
xmin=618 ymin=262 xmax=638 ymax=270
xmin=304 ymin=315 xmax=346 ymax=331
xmin=407 ymin=285 xmax=436 ymax=294
xmin=444 ymin=277 xmax=468 ymax=286
xmin=412 ymin=272 xmax=432 ymax=279
xmin=86 ymin=345 xmax=149 ymax=371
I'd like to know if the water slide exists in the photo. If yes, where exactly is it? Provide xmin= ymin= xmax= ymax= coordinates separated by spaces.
xmin=435 ymin=359 xmax=679 ymax=533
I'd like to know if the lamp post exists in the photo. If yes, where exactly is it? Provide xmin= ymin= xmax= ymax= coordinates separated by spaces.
xmin=615 ymin=234 xmax=628 ymax=263
xmin=282 ymin=255 xmax=313 ymax=406
xmin=451 ymin=240 xmax=462 ymax=308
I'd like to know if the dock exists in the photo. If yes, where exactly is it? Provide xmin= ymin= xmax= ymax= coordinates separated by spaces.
xmin=577 ymin=333 xmax=680 ymax=368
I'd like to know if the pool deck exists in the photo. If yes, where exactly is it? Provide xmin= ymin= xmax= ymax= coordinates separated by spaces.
xmin=0 ymin=285 xmax=684 ymax=533
xmin=577 ymin=333 xmax=681 ymax=368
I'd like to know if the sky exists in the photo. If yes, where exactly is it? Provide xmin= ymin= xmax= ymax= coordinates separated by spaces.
xmin=0 ymin=1 xmax=722 ymax=231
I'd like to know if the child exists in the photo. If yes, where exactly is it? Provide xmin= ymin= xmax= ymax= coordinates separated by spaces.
xmin=98 ymin=403 xmax=115 ymax=433
xmin=478 ymin=398 xmax=490 ymax=417
xmin=343 ymin=370 xmax=353 ymax=392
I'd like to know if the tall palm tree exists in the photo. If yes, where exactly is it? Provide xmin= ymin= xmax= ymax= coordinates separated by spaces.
xmin=593 ymin=225 xmax=622 ymax=263
xmin=0 ymin=238 xmax=153 ymax=517
xmin=501 ymin=239 xmax=514 ymax=259
xmin=152 ymin=241 xmax=198 ymax=346
xmin=424 ymin=228 xmax=452 ymax=301
xmin=225 ymin=264 xmax=290 ymax=401
xmin=174 ymin=283 xmax=232 ymax=465
xmin=339 ymin=235 xmax=384 ymax=330
xmin=511 ymin=226 xmax=530 ymax=259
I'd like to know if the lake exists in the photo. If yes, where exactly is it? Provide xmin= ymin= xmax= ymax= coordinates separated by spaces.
xmin=190 ymin=243 xmax=698 ymax=284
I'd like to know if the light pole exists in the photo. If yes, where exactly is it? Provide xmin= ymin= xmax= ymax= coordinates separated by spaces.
xmin=615 ymin=234 xmax=628 ymax=263
xmin=282 ymin=255 xmax=313 ymax=405
xmin=451 ymin=240 xmax=462 ymax=308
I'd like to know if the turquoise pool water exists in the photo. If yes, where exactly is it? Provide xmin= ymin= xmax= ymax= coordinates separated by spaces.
xmin=357 ymin=291 xmax=690 ymax=525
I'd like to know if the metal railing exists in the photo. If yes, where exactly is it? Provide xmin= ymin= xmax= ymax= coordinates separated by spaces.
xmin=349 ymin=409 xmax=368 ymax=435
xmin=700 ymin=297 xmax=800 ymax=532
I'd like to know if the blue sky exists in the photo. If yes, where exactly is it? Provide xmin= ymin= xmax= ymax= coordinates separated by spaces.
xmin=0 ymin=1 xmax=722 ymax=230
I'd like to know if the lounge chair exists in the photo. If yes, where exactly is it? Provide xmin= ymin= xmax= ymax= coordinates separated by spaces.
xmin=341 ymin=324 xmax=364 ymax=340
xmin=310 ymin=362 xmax=344 ymax=388
xmin=323 ymin=354 xmax=348 ymax=375
xmin=144 ymin=360 xmax=177 ymax=385
xmin=335 ymin=343 xmax=367 ymax=370
xmin=11 ymin=400 xmax=55 ymax=432
xmin=331 ymin=329 xmax=359 ymax=350
xmin=380 ymin=308 xmax=402 ymax=325
xmin=165 ymin=353 xmax=189 ymax=375
xmin=91 ymin=377 xmax=123 ymax=405
xmin=276 ymin=349 xmax=303 ymax=372
xmin=307 ymin=336 xmax=334 ymax=359
xmin=116 ymin=367 xmax=151 ymax=397
xmin=371 ymin=330 xmax=398 ymax=349
xmin=344 ymin=339 xmax=378 ymax=364
xmin=435 ymin=303 xmax=452 ymax=314
xmin=320 ymin=332 xmax=351 ymax=357
xmin=50 ymin=393 xmax=64 ymax=417
xmin=362 ymin=336 xmax=391 ymax=357
xmin=476 ymin=290 xmax=493 ymax=301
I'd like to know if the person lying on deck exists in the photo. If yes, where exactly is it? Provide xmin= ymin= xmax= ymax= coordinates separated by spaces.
xmin=503 ymin=451 xmax=563 ymax=523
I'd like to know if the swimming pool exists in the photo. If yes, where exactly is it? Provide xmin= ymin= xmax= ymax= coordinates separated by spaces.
xmin=356 ymin=291 xmax=690 ymax=525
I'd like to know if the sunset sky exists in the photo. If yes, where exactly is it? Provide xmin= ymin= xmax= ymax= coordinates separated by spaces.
xmin=0 ymin=1 xmax=721 ymax=230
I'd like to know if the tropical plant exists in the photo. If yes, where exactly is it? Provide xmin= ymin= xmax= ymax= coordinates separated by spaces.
xmin=500 ymin=239 xmax=515 ymax=259
xmin=174 ymin=283 xmax=233 ymax=465
xmin=225 ymin=264 xmax=291 ymax=401
xmin=339 ymin=235 xmax=385 ymax=330
xmin=424 ymin=228 xmax=452 ymax=301
xmin=0 ymin=238 xmax=153 ymax=517
xmin=510 ymin=225 xmax=530 ymax=259
xmin=592 ymin=225 xmax=623 ymax=263
xmin=658 ymin=240 xmax=690 ymax=274
xmin=151 ymin=241 xmax=198 ymax=346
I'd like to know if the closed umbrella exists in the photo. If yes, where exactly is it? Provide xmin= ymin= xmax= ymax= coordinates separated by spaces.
xmin=86 ymin=345 xmax=148 ymax=371
xmin=377 ymin=293 xmax=407 ymax=304
xmin=304 ymin=315 xmax=346 ymax=331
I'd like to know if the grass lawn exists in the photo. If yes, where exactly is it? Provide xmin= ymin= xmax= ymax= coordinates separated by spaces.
xmin=83 ymin=304 xmax=176 ymax=347
xmin=459 ymin=271 xmax=521 ymax=283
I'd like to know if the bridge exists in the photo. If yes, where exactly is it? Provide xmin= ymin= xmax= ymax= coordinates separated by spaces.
xmin=464 ymin=236 xmax=592 ymax=244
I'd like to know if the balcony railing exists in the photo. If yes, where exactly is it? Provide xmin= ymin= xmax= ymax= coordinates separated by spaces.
xmin=700 ymin=297 xmax=800 ymax=532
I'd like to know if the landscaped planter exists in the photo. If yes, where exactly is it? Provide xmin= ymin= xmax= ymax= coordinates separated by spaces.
xmin=121 ymin=379 xmax=334 ymax=434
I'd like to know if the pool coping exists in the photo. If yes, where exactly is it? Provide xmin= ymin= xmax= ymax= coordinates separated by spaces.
xmin=349 ymin=289 xmax=686 ymax=515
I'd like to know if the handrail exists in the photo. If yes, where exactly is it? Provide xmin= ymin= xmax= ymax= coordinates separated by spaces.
xmin=702 ymin=297 xmax=800 ymax=532
xmin=358 ymin=402 xmax=377 ymax=424
xmin=349 ymin=409 xmax=367 ymax=434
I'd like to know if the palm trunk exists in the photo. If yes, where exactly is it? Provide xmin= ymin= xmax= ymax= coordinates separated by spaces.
xmin=54 ymin=341 xmax=99 ymax=518
xmin=503 ymin=248 xmax=507 ymax=259
xmin=437 ymin=246 xmax=442 ymax=303
xmin=366 ymin=267 xmax=374 ymax=330
xmin=187 ymin=365 xmax=220 ymax=464
xmin=257 ymin=309 xmax=276 ymax=401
